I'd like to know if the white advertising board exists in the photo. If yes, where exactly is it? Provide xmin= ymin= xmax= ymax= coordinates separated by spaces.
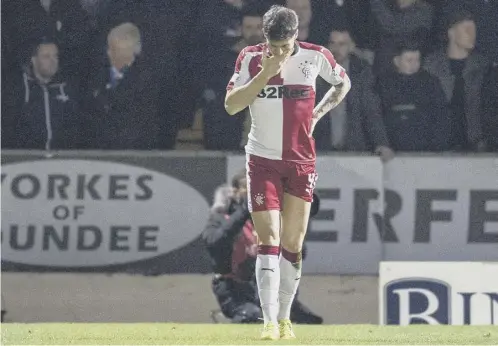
xmin=379 ymin=261 xmax=498 ymax=325
xmin=1 ymin=156 xmax=220 ymax=272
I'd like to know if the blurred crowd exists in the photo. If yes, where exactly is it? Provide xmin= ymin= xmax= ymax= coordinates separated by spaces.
xmin=2 ymin=0 xmax=497 ymax=155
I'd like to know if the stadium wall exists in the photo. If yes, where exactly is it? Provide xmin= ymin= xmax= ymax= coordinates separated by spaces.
xmin=2 ymin=150 xmax=498 ymax=275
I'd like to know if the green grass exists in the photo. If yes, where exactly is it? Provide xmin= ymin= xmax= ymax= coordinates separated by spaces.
xmin=2 ymin=323 xmax=498 ymax=345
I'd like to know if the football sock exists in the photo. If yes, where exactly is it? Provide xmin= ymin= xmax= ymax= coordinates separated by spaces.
xmin=278 ymin=247 xmax=302 ymax=321
xmin=256 ymin=245 xmax=280 ymax=324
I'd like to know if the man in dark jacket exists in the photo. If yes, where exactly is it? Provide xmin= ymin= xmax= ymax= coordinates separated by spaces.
xmin=482 ymin=64 xmax=498 ymax=152
xmin=377 ymin=42 xmax=450 ymax=151
xmin=423 ymin=11 xmax=489 ymax=152
xmin=370 ymin=0 xmax=434 ymax=75
xmin=2 ymin=0 xmax=91 ymax=78
xmin=2 ymin=39 xmax=82 ymax=150
xmin=314 ymin=28 xmax=394 ymax=161
xmin=440 ymin=0 xmax=498 ymax=65
xmin=84 ymin=23 xmax=164 ymax=149
xmin=202 ymin=171 xmax=322 ymax=324
xmin=201 ymin=7 xmax=264 ymax=150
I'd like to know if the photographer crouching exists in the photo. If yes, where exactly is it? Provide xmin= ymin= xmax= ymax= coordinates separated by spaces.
xmin=202 ymin=170 xmax=322 ymax=324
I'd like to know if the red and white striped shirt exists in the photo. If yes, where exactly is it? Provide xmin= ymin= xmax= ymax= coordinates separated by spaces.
xmin=227 ymin=41 xmax=347 ymax=162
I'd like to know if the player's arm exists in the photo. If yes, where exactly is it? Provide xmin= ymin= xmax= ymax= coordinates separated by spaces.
xmin=225 ymin=72 xmax=271 ymax=115
xmin=313 ymin=74 xmax=351 ymax=120
xmin=311 ymin=47 xmax=352 ymax=133
xmin=225 ymin=48 xmax=289 ymax=115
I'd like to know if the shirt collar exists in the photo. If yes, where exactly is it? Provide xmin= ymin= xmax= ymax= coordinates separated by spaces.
xmin=292 ymin=41 xmax=300 ymax=56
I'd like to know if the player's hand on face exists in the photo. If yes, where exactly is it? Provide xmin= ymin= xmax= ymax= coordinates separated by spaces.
xmin=261 ymin=49 xmax=291 ymax=78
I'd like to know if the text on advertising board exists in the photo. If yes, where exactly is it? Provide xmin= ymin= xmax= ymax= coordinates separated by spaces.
xmin=380 ymin=262 xmax=498 ymax=326
xmin=309 ymin=188 xmax=498 ymax=244
xmin=1 ymin=159 xmax=209 ymax=267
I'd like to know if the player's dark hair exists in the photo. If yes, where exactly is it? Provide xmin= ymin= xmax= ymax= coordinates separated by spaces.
xmin=262 ymin=5 xmax=298 ymax=41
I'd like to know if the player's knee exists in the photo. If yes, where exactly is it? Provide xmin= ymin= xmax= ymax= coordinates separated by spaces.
xmin=281 ymin=241 xmax=302 ymax=254
xmin=281 ymin=233 xmax=305 ymax=254
xmin=258 ymin=232 xmax=279 ymax=246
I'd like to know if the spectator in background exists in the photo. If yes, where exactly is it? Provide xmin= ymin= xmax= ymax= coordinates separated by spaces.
xmin=82 ymin=0 xmax=193 ymax=149
xmin=78 ymin=0 xmax=114 ymax=86
xmin=424 ymin=11 xmax=488 ymax=152
xmin=79 ymin=0 xmax=111 ymax=27
xmin=202 ymin=172 xmax=323 ymax=324
xmin=314 ymin=28 xmax=394 ymax=161
xmin=285 ymin=0 xmax=312 ymax=41
xmin=440 ymin=0 xmax=498 ymax=66
xmin=2 ymin=0 xmax=91 ymax=79
xmin=284 ymin=0 xmax=334 ymax=44
xmin=192 ymin=0 xmax=250 ymax=109
xmin=370 ymin=0 xmax=434 ymax=75
xmin=188 ymin=0 xmax=272 ymax=132
xmin=84 ymin=23 xmax=163 ymax=149
xmin=2 ymin=39 xmax=82 ymax=150
xmin=201 ymin=8 xmax=264 ymax=150
xmin=376 ymin=43 xmax=450 ymax=152
xmin=1 ymin=7 xmax=21 ymax=84
xmin=294 ymin=0 xmax=350 ymax=46
xmin=482 ymin=64 xmax=498 ymax=152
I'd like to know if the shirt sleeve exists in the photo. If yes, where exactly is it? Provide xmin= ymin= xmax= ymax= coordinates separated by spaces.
xmin=317 ymin=46 xmax=347 ymax=86
xmin=226 ymin=48 xmax=251 ymax=91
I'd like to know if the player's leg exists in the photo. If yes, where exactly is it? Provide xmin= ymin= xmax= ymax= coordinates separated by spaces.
xmin=251 ymin=209 xmax=281 ymax=328
xmin=278 ymin=192 xmax=311 ymax=338
xmin=246 ymin=155 xmax=283 ymax=339
xmin=278 ymin=165 xmax=317 ymax=338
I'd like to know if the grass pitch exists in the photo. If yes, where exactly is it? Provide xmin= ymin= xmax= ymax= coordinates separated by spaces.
xmin=2 ymin=323 xmax=498 ymax=345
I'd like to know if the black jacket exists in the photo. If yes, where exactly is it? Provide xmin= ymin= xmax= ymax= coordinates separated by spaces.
xmin=2 ymin=68 xmax=82 ymax=150
xmin=424 ymin=49 xmax=489 ymax=147
xmin=376 ymin=70 xmax=450 ymax=151
xmin=83 ymin=58 xmax=163 ymax=150
xmin=314 ymin=56 xmax=390 ymax=152
xmin=2 ymin=0 xmax=90 ymax=75
xmin=482 ymin=65 xmax=498 ymax=151
xmin=202 ymin=201 xmax=251 ymax=276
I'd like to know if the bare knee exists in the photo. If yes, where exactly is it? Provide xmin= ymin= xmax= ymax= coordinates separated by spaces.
xmin=251 ymin=210 xmax=280 ymax=246
xmin=281 ymin=193 xmax=311 ymax=253
xmin=280 ymin=233 xmax=305 ymax=254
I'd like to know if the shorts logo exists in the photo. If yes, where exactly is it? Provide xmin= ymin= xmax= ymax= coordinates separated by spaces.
xmin=254 ymin=193 xmax=265 ymax=206
xmin=305 ymin=172 xmax=318 ymax=196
